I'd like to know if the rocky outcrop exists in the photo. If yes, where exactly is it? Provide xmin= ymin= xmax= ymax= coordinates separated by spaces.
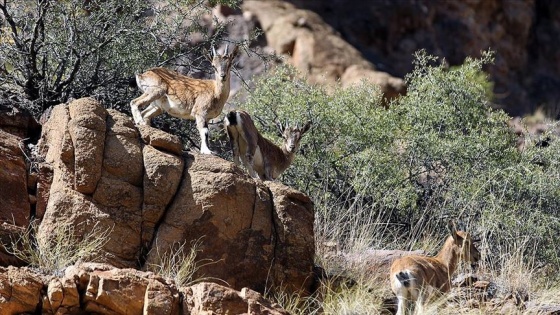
xmin=0 ymin=105 xmax=41 ymax=266
xmin=19 ymin=97 xmax=316 ymax=296
xmin=0 ymin=104 xmax=40 ymax=228
xmin=242 ymin=0 xmax=406 ymax=100
xmin=0 ymin=263 xmax=288 ymax=314
xmin=0 ymin=130 xmax=29 ymax=227
xmin=282 ymin=0 xmax=560 ymax=116
xmin=0 ymin=266 xmax=43 ymax=314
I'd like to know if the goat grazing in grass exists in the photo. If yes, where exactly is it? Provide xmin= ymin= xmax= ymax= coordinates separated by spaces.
xmin=130 ymin=45 xmax=238 ymax=154
xmin=390 ymin=221 xmax=481 ymax=315
xmin=225 ymin=110 xmax=311 ymax=180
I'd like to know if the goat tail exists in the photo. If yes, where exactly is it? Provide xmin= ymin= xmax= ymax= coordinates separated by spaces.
xmin=395 ymin=270 xmax=413 ymax=288
xmin=225 ymin=111 xmax=238 ymax=126
xmin=128 ymin=75 xmax=139 ymax=88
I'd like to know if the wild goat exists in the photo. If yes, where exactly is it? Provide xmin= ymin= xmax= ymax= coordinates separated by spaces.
xmin=390 ymin=221 xmax=481 ymax=315
xmin=225 ymin=110 xmax=311 ymax=180
xmin=130 ymin=45 xmax=238 ymax=154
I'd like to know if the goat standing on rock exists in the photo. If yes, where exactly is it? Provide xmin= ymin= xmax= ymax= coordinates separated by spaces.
xmin=390 ymin=221 xmax=481 ymax=315
xmin=130 ymin=45 xmax=239 ymax=154
xmin=225 ymin=110 xmax=311 ymax=181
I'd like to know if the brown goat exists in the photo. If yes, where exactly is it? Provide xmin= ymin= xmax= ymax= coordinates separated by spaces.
xmin=225 ymin=110 xmax=311 ymax=180
xmin=130 ymin=45 xmax=238 ymax=154
xmin=390 ymin=221 xmax=481 ymax=315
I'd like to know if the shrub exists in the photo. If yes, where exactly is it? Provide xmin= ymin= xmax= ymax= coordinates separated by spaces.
xmin=0 ymin=0 xmax=238 ymax=117
xmin=239 ymin=51 xmax=560 ymax=266
xmin=146 ymin=239 xmax=219 ymax=286
xmin=6 ymin=221 xmax=111 ymax=276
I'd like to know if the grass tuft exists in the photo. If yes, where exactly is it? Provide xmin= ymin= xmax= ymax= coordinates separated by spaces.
xmin=5 ymin=220 xmax=111 ymax=276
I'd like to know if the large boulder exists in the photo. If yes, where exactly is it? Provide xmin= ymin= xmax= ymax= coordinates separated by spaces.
xmin=31 ymin=97 xmax=314 ymax=295
xmin=0 ymin=266 xmax=43 ymax=314
xmin=145 ymin=153 xmax=315 ymax=294
xmin=0 ymin=130 xmax=29 ymax=227
xmin=0 ymin=104 xmax=39 ymax=228
xmin=37 ymin=99 xmax=145 ymax=268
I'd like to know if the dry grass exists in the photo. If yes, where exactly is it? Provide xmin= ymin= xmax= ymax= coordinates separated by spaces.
xmin=5 ymin=220 xmax=111 ymax=276
xmin=306 ymin=206 xmax=560 ymax=315
xmin=146 ymin=238 xmax=222 ymax=287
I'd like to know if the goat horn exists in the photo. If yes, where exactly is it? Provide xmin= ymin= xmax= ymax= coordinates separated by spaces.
xmin=225 ymin=44 xmax=229 ymax=55
xmin=275 ymin=120 xmax=284 ymax=134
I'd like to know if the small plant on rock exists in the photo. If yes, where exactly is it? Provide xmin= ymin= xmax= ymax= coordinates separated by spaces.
xmin=6 ymin=221 xmax=111 ymax=276
xmin=146 ymin=239 xmax=218 ymax=287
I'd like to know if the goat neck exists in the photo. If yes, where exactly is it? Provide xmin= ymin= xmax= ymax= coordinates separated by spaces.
xmin=214 ymin=71 xmax=231 ymax=103
xmin=435 ymin=236 xmax=461 ymax=275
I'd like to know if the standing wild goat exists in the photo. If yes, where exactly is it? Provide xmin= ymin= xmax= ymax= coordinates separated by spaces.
xmin=130 ymin=45 xmax=238 ymax=154
xmin=225 ymin=110 xmax=311 ymax=180
xmin=390 ymin=221 xmax=480 ymax=315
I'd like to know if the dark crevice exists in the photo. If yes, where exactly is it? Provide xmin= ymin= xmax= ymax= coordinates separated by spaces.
xmin=89 ymin=112 xmax=110 ymax=196
xmin=249 ymin=182 xmax=258 ymax=230
xmin=135 ymin=130 xmax=148 ymax=268
xmin=265 ymin=185 xmax=279 ymax=274
xmin=137 ymin=150 xmax=188 ymax=268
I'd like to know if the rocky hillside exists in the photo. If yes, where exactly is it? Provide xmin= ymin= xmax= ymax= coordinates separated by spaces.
xmin=279 ymin=0 xmax=560 ymax=116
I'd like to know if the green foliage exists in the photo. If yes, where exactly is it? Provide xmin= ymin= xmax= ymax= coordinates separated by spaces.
xmin=0 ymin=0 xmax=239 ymax=116
xmin=240 ymin=51 xmax=560 ymax=265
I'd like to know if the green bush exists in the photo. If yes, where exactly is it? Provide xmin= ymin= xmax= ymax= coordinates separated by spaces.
xmin=239 ymin=51 xmax=560 ymax=266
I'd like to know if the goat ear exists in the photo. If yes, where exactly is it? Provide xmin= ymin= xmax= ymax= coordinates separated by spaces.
xmin=203 ymin=48 xmax=213 ymax=62
xmin=275 ymin=120 xmax=285 ymax=136
xmin=229 ymin=45 xmax=239 ymax=58
xmin=448 ymin=220 xmax=459 ymax=241
xmin=301 ymin=121 xmax=312 ymax=134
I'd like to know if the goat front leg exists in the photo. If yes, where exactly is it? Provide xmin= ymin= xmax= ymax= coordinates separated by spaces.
xmin=196 ymin=115 xmax=214 ymax=155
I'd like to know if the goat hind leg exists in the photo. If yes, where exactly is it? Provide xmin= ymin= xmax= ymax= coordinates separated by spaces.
xmin=130 ymin=100 xmax=145 ymax=125
xmin=227 ymin=129 xmax=242 ymax=166
xmin=395 ymin=295 xmax=408 ymax=315
xmin=130 ymin=90 xmax=164 ymax=125
xmin=243 ymin=153 xmax=259 ymax=179
xmin=412 ymin=289 xmax=425 ymax=315
xmin=196 ymin=115 xmax=214 ymax=155
xmin=140 ymin=105 xmax=162 ymax=126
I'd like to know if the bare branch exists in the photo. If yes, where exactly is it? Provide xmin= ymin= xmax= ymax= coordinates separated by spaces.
xmin=0 ymin=1 xmax=23 ymax=50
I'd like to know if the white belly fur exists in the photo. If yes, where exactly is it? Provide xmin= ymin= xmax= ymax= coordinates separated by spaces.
xmin=155 ymin=96 xmax=194 ymax=119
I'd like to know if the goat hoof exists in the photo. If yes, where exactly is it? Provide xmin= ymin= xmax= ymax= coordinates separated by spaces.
xmin=200 ymin=148 xmax=216 ymax=155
